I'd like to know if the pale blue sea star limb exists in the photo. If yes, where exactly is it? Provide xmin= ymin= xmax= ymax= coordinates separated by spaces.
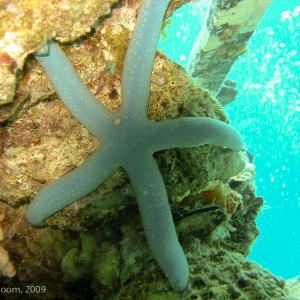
xmin=27 ymin=0 xmax=244 ymax=292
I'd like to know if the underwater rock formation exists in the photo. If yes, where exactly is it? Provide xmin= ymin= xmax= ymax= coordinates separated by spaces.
xmin=0 ymin=0 xmax=118 ymax=108
xmin=0 ymin=0 xmax=292 ymax=299
xmin=0 ymin=0 xmax=190 ymax=119
xmin=285 ymin=277 xmax=300 ymax=300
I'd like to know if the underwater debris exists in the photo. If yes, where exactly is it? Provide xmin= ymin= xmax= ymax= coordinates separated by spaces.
xmin=188 ymin=0 xmax=272 ymax=97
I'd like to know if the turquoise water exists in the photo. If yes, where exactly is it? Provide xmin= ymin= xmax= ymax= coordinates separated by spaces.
xmin=158 ymin=0 xmax=300 ymax=279
xmin=226 ymin=1 xmax=300 ymax=279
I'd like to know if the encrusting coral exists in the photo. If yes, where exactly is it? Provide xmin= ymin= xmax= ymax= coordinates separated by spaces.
xmin=0 ymin=216 xmax=16 ymax=278
xmin=26 ymin=0 xmax=243 ymax=292
xmin=0 ymin=0 xmax=118 ymax=108
xmin=0 ymin=246 xmax=15 ymax=278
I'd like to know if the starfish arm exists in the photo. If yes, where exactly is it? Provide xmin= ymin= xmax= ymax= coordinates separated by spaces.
xmin=27 ymin=147 xmax=119 ymax=226
xmin=35 ymin=42 xmax=113 ymax=139
xmin=123 ymin=154 xmax=189 ymax=292
xmin=121 ymin=0 xmax=171 ymax=119
xmin=149 ymin=117 xmax=244 ymax=151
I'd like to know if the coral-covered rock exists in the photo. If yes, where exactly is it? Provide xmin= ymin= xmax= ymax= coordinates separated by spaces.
xmin=0 ymin=1 xmax=289 ymax=299
xmin=285 ymin=277 xmax=300 ymax=300
xmin=0 ymin=0 xmax=118 ymax=107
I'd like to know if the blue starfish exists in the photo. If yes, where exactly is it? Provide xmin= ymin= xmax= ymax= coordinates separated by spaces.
xmin=27 ymin=0 xmax=244 ymax=292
